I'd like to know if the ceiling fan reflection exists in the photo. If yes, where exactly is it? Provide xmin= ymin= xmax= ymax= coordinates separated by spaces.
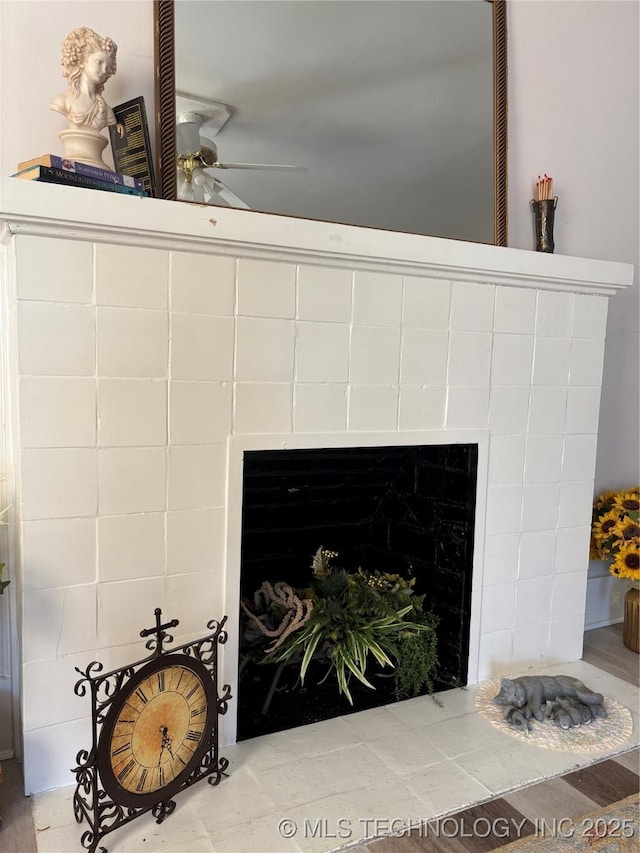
xmin=176 ymin=110 xmax=306 ymax=207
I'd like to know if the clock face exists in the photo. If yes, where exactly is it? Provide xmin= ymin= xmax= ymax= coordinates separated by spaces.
xmin=97 ymin=655 xmax=215 ymax=807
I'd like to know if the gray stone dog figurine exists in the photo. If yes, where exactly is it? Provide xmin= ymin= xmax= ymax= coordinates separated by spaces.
xmin=493 ymin=675 xmax=607 ymax=733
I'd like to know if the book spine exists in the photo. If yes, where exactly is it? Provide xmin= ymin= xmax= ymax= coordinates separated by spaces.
xmin=35 ymin=167 xmax=147 ymax=196
xmin=41 ymin=156 xmax=145 ymax=191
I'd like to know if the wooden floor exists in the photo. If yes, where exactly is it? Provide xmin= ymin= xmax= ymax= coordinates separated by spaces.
xmin=582 ymin=622 xmax=639 ymax=687
xmin=0 ymin=625 xmax=637 ymax=853
xmin=0 ymin=755 xmax=38 ymax=853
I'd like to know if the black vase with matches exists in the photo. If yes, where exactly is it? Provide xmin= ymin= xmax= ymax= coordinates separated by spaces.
xmin=532 ymin=174 xmax=558 ymax=253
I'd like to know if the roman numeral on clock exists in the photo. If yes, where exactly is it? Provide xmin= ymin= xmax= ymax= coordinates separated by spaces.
xmin=118 ymin=758 xmax=136 ymax=782
xmin=111 ymin=742 xmax=131 ymax=757
xmin=135 ymin=687 xmax=148 ymax=704
xmin=185 ymin=684 xmax=199 ymax=700
xmin=136 ymin=769 xmax=148 ymax=792
xmin=158 ymin=765 xmax=165 ymax=786
xmin=157 ymin=672 xmax=165 ymax=692
xmin=186 ymin=729 xmax=201 ymax=742
xmin=190 ymin=705 xmax=206 ymax=718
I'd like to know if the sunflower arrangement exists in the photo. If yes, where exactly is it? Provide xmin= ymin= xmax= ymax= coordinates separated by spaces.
xmin=590 ymin=488 xmax=640 ymax=583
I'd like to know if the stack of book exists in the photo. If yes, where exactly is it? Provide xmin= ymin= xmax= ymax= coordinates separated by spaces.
xmin=12 ymin=154 xmax=148 ymax=197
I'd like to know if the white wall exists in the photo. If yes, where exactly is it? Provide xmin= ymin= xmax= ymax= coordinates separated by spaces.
xmin=507 ymin=0 xmax=639 ymax=626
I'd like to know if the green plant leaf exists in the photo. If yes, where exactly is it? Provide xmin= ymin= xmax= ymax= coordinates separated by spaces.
xmin=299 ymin=627 xmax=323 ymax=681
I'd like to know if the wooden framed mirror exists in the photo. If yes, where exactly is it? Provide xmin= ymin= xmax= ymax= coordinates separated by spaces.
xmin=154 ymin=0 xmax=507 ymax=246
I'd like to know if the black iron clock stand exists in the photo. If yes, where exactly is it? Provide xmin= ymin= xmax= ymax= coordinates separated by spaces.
xmin=72 ymin=609 xmax=232 ymax=853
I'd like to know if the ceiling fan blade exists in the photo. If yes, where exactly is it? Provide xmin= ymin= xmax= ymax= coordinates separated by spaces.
xmin=210 ymin=162 xmax=307 ymax=172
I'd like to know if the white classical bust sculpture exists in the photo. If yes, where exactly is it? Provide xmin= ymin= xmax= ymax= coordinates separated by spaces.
xmin=50 ymin=27 xmax=118 ymax=170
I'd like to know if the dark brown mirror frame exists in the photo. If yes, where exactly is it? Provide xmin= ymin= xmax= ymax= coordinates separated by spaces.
xmin=154 ymin=0 xmax=507 ymax=247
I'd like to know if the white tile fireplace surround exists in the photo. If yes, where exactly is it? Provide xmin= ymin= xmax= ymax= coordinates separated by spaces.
xmin=0 ymin=178 xmax=633 ymax=795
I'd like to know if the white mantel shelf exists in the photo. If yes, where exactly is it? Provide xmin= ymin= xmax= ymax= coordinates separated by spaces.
xmin=0 ymin=178 xmax=633 ymax=295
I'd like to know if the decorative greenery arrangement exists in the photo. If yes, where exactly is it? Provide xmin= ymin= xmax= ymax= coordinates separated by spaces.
xmin=590 ymin=488 xmax=640 ymax=583
xmin=240 ymin=547 xmax=438 ymax=704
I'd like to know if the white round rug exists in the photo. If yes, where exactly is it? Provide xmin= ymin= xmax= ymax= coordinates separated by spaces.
xmin=475 ymin=678 xmax=634 ymax=752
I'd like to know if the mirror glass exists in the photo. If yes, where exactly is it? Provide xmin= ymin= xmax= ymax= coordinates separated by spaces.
xmin=163 ymin=0 xmax=504 ymax=244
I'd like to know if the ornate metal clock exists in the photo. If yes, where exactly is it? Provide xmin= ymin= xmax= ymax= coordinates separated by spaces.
xmin=72 ymin=609 xmax=231 ymax=853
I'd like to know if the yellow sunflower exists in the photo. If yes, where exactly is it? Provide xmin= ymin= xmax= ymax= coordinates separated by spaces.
xmin=613 ymin=490 xmax=640 ymax=513
xmin=610 ymin=541 xmax=640 ymax=582
xmin=594 ymin=490 xmax=617 ymax=510
xmin=612 ymin=515 xmax=640 ymax=544
xmin=592 ymin=509 xmax=621 ymax=546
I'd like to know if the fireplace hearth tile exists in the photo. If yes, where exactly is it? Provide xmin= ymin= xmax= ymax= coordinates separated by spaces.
xmin=285 ymin=790 xmax=373 ymax=853
xmin=212 ymin=812 xmax=304 ymax=853
xmin=403 ymin=758 xmax=492 ymax=814
xmin=258 ymin=743 xmax=390 ymax=810
xmin=424 ymin=683 xmax=483 ymax=717
xmin=386 ymin=693 xmax=467 ymax=728
xmin=365 ymin=727 xmax=446 ymax=774
xmin=190 ymin=764 xmax=278 ymax=833
xmin=340 ymin=706 xmax=415 ymax=743
xmin=418 ymin=712 xmax=507 ymax=759
xmin=283 ymin=716 xmax=364 ymax=756
xmin=454 ymin=740 xmax=580 ymax=796
xmin=344 ymin=777 xmax=431 ymax=831
xmin=229 ymin=717 xmax=363 ymax=772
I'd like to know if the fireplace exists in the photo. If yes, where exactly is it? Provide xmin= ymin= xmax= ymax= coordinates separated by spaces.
xmin=0 ymin=177 xmax=630 ymax=793
xmin=237 ymin=443 xmax=478 ymax=738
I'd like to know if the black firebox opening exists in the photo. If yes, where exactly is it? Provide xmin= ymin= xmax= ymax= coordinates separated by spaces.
xmin=238 ymin=443 xmax=478 ymax=740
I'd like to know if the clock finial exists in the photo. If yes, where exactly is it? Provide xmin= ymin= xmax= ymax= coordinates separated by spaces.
xmin=140 ymin=608 xmax=180 ymax=655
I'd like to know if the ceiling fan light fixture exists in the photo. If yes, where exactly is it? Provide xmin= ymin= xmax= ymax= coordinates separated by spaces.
xmin=177 ymin=162 xmax=250 ymax=210
xmin=176 ymin=117 xmax=203 ymax=156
